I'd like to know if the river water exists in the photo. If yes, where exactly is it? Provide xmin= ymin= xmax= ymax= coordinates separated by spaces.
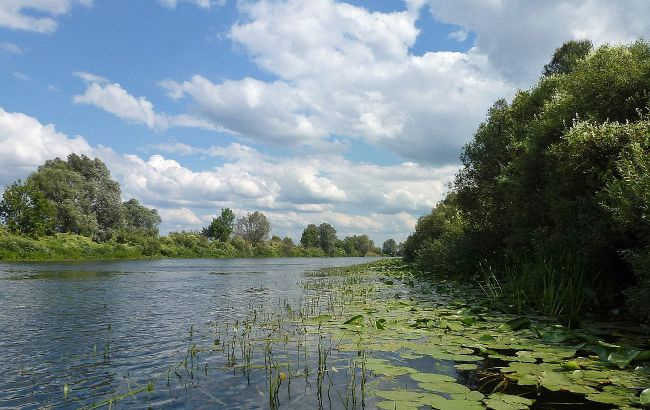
xmin=0 ymin=257 xmax=381 ymax=409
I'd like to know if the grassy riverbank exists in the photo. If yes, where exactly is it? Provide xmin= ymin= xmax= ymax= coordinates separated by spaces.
xmin=0 ymin=227 xmax=365 ymax=261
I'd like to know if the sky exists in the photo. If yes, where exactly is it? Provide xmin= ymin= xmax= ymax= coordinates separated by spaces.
xmin=1 ymin=0 xmax=649 ymax=244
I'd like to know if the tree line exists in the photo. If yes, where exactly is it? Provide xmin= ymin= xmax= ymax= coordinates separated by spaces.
xmin=402 ymin=40 xmax=650 ymax=321
xmin=0 ymin=154 xmax=397 ymax=259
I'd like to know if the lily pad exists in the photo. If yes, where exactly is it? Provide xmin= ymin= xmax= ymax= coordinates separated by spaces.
xmin=484 ymin=393 xmax=534 ymax=410
xmin=640 ymin=388 xmax=650 ymax=405
xmin=410 ymin=372 xmax=456 ymax=383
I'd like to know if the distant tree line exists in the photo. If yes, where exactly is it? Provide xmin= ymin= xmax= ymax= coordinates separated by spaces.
xmin=402 ymin=40 xmax=650 ymax=321
xmin=0 ymin=155 xmax=398 ymax=259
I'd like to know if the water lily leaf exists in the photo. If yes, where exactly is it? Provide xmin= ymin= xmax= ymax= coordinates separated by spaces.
xmin=585 ymin=391 xmax=633 ymax=406
xmin=484 ymin=393 xmax=534 ymax=410
xmin=410 ymin=372 xmax=456 ymax=383
xmin=561 ymin=361 xmax=580 ymax=371
xmin=635 ymin=350 xmax=650 ymax=362
xmin=479 ymin=334 xmax=496 ymax=342
xmin=499 ymin=317 xmax=531 ymax=331
xmin=455 ymin=364 xmax=478 ymax=371
xmin=376 ymin=400 xmax=420 ymax=410
xmin=451 ymin=391 xmax=484 ymax=401
xmin=607 ymin=348 xmax=641 ymax=369
xmin=313 ymin=314 xmax=332 ymax=323
xmin=376 ymin=390 xmax=425 ymax=401
xmin=640 ymin=388 xmax=650 ymax=405
xmin=418 ymin=381 xmax=471 ymax=394
xmin=343 ymin=314 xmax=364 ymax=325
xmin=366 ymin=359 xmax=417 ymax=377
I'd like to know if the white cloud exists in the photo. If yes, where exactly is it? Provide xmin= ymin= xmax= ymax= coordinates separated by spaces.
xmin=0 ymin=107 xmax=92 ymax=185
xmin=0 ymin=0 xmax=91 ymax=33
xmin=12 ymin=71 xmax=30 ymax=81
xmin=422 ymin=0 xmax=650 ymax=83
xmin=158 ymin=207 xmax=204 ymax=226
xmin=0 ymin=42 xmax=23 ymax=54
xmin=160 ymin=0 xmax=511 ymax=164
xmin=448 ymin=29 xmax=467 ymax=42
xmin=73 ymin=74 xmax=220 ymax=132
xmin=0 ymin=107 xmax=452 ymax=242
xmin=158 ymin=0 xmax=224 ymax=9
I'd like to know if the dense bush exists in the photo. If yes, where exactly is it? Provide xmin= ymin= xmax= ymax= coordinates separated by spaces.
xmin=403 ymin=40 xmax=650 ymax=319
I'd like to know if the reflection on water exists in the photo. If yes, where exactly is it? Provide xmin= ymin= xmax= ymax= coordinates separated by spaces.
xmin=0 ymin=257 xmax=379 ymax=409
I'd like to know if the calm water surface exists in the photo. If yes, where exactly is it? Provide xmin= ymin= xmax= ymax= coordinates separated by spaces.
xmin=0 ymin=257 xmax=381 ymax=409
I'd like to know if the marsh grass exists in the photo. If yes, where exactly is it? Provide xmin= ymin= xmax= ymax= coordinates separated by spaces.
xmin=480 ymin=253 xmax=587 ymax=319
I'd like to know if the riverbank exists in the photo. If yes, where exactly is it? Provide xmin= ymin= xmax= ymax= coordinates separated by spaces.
xmin=0 ymin=229 xmax=376 ymax=261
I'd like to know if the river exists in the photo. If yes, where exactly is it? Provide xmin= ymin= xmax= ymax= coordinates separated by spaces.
xmin=0 ymin=257 xmax=382 ymax=409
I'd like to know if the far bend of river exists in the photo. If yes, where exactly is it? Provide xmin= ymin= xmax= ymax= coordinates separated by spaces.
xmin=0 ymin=257 xmax=382 ymax=409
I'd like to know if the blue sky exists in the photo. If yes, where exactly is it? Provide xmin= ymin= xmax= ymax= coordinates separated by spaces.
xmin=1 ymin=0 xmax=649 ymax=243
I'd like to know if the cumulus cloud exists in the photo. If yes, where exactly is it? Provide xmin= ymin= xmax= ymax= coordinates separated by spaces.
xmin=0 ymin=0 xmax=91 ymax=33
xmin=73 ymin=73 xmax=220 ymax=132
xmin=423 ymin=0 xmax=650 ymax=83
xmin=0 ymin=107 xmax=453 ymax=242
xmin=0 ymin=107 xmax=92 ymax=185
xmin=160 ymin=0 xmax=511 ymax=164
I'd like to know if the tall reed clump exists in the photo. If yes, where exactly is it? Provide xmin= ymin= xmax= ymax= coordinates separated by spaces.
xmin=480 ymin=253 xmax=588 ymax=319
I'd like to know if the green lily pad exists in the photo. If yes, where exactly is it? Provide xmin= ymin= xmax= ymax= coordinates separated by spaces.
xmin=484 ymin=393 xmax=535 ymax=410
xmin=499 ymin=317 xmax=531 ymax=331
xmin=376 ymin=400 xmax=420 ymax=410
xmin=640 ymin=388 xmax=650 ymax=405
xmin=455 ymin=363 xmax=478 ymax=371
xmin=607 ymin=348 xmax=640 ymax=369
xmin=343 ymin=314 xmax=364 ymax=325
xmin=410 ymin=372 xmax=456 ymax=383
xmin=585 ymin=391 xmax=633 ymax=406
xmin=418 ymin=381 xmax=471 ymax=394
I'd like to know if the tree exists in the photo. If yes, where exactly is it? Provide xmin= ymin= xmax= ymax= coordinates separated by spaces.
xmin=318 ymin=223 xmax=338 ymax=255
xmin=543 ymin=39 xmax=592 ymax=76
xmin=382 ymin=239 xmax=398 ymax=256
xmin=202 ymin=208 xmax=235 ymax=241
xmin=343 ymin=234 xmax=374 ymax=256
xmin=0 ymin=180 xmax=55 ymax=236
xmin=122 ymin=198 xmax=162 ymax=234
xmin=235 ymin=211 xmax=270 ymax=246
xmin=300 ymin=224 xmax=319 ymax=248
xmin=26 ymin=154 xmax=123 ymax=238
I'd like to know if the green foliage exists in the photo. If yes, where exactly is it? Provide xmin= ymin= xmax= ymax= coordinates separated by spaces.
xmin=318 ymin=222 xmax=338 ymax=255
xmin=300 ymin=224 xmax=319 ymax=248
xmin=202 ymin=208 xmax=235 ymax=241
xmin=342 ymin=234 xmax=376 ymax=256
xmin=543 ymin=39 xmax=593 ymax=76
xmin=27 ymin=154 xmax=124 ymax=238
xmin=122 ymin=198 xmax=161 ymax=235
xmin=0 ymin=179 xmax=56 ymax=236
xmin=404 ymin=40 xmax=650 ymax=319
xmin=235 ymin=211 xmax=270 ymax=246
xmin=382 ymin=238 xmax=398 ymax=256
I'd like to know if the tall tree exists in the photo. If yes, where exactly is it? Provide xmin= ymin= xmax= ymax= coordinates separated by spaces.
xmin=382 ymin=239 xmax=398 ymax=256
xmin=300 ymin=224 xmax=319 ymax=248
xmin=122 ymin=198 xmax=162 ymax=234
xmin=27 ymin=154 xmax=123 ymax=238
xmin=0 ymin=180 xmax=56 ymax=236
xmin=203 ymin=208 xmax=235 ymax=241
xmin=543 ymin=39 xmax=592 ymax=76
xmin=318 ymin=222 xmax=338 ymax=255
xmin=235 ymin=211 xmax=270 ymax=246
